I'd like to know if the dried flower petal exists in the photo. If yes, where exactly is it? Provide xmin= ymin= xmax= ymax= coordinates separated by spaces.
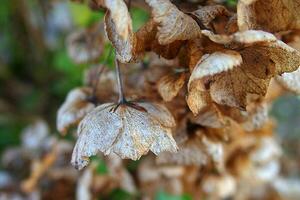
xmin=145 ymin=0 xmax=201 ymax=45
xmin=101 ymin=0 xmax=138 ymax=63
xmin=135 ymin=19 xmax=185 ymax=60
xmin=57 ymin=87 xmax=95 ymax=135
xmin=276 ymin=67 xmax=300 ymax=94
xmin=191 ymin=5 xmax=231 ymax=34
xmin=157 ymin=72 xmax=186 ymax=102
xmin=237 ymin=0 xmax=300 ymax=32
xmin=188 ymin=50 xmax=242 ymax=90
xmin=156 ymin=136 xmax=208 ymax=166
xmin=242 ymin=103 xmax=269 ymax=132
xmin=157 ymin=132 xmax=223 ymax=167
xmin=71 ymin=102 xmax=177 ymax=170
xmin=193 ymin=30 xmax=300 ymax=109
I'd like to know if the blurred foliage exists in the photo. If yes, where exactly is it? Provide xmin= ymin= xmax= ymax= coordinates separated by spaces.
xmin=155 ymin=190 xmax=192 ymax=200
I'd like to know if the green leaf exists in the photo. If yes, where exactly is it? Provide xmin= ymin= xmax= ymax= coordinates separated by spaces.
xmin=106 ymin=188 xmax=136 ymax=200
xmin=130 ymin=8 xmax=149 ymax=32
xmin=69 ymin=2 xmax=104 ymax=27
xmin=155 ymin=190 xmax=192 ymax=200
xmin=90 ymin=156 xmax=108 ymax=174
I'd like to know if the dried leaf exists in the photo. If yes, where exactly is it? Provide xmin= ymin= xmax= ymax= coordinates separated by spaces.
xmin=275 ymin=67 xmax=300 ymax=94
xmin=71 ymin=102 xmax=177 ymax=170
xmin=157 ymin=72 xmax=186 ymax=102
xmin=145 ymin=0 xmax=201 ymax=45
xmin=237 ymin=0 xmax=300 ymax=32
xmin=57 ymin=87 xmax=95 ymax=135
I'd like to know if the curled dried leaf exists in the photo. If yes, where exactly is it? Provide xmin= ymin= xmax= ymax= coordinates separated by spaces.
xmin=157 ymin=72 xmax=186 ymax=102
xmin=66 ymin=26 xmax=103 ymax=64
xmin=237 ymin=0 xmax=300 ymax=32
xmin=57 ymin=87 xmax=95 ymax=135
xmin=72 ymin=102 xmax=177 ymax=170
xmin=145 ymin=0 xmax=201 ymax=45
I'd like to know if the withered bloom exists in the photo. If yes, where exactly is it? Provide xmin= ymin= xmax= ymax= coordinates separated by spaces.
xmin=72 ymin=101 xmax=178 ymax=170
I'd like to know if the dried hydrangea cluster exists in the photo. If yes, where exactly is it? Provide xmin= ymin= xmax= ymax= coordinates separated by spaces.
xmin=56 ymin=0 xmax=300 ymax=198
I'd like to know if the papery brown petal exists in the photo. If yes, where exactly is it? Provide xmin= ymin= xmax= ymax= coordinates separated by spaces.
xmin=191 ymin=105 xmax=227 ymax=129
xmin=276 ymin=68 xmax=300 ymax=94
xmin=156 ymin=136 xmax=208 ymax=166
xmin=237 ymin=0 xmax=300 ymax=32
xmin=71 ymin=103 xmax=121 ymax=170
xmin=186 ymin=87 xmax=211 ymax=115
xmin=105 ymin=11 xmax=136 ymax=63
xmin=191 ymin=5 xmax=231 ymax=34
xmin=242 ymin=103 xmax=269 ymax=132
xmin=188 ymin=50 xmax=242 ymax=90
xmin=57 ymin=87 xmax=95 ymax=135
xmin=202 ymin=30 xmax=277 ymax=46
xmin=145 ymin=0 xmax=201 ymax=45
xmin=157 ymin=72 xmax=186 ymax=102
xmin=187 ymin=38 xmax=204 ymax=71
xmin=135 ymin=19 xmax=185 ymax=59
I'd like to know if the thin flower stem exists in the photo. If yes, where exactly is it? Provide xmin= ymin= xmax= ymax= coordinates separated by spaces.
xmin=92 ymin=47 xmax=113 ymax=98
xmin=115 ymin=58 xmax=126 ymax=103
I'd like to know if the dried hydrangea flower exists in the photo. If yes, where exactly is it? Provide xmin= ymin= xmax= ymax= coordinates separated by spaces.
xmin=145 ymin=0 xmax=201 ymax=45
xmin=57 ymin=87 xmax=95 ymax=135
xmin=188 ymin=30 xmax=300 ymax=110
xmin=71 ymin=101 xmax=178 ymax=170
xmin=157 ymin=131 xmax=224 ymax=168
xmin=237 ymin=0 xmax=300 ymax=32
xmin=66 ymin=25 xmax=103 ymax=64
